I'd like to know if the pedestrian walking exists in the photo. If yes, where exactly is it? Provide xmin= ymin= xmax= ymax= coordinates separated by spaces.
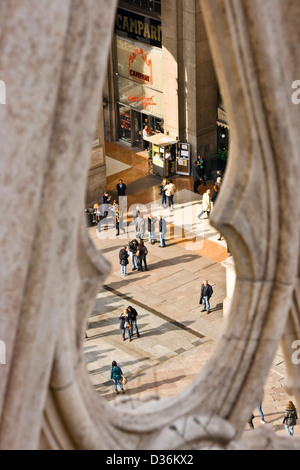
xmin=258 ymin=402 xmax=265 ymax=424
xmin=158 ymin=215 xmax=167 ymax=247
xmin=159 ymin=178 xmax=168 ymax=208
xmin=137 ymin=240 xmax=148 ymax=271
xmin=132 ymin=205 xmax=141 ymax=221
xmin=135 ymin=211 xmax=145 ymax=240
xmin=192 ymin=160 xmax=202 ymax=194
xmin=110 ymin=360 xmax=125 ymax=394
xmin=248 ymin=413 xmax=255 ymax=429
xmin=128 ymin=238 xmax=140 ymax=271
xmin=116 ymin=178 xmax=126 ymax=198
xmin=283 ymin=401 xmax=298 ymax=436
xmin=164 ymin=179 xmax=176 ymax=211
xmin=199 ymin=279 xmax=213 ymax=313
xmin=210 ymin=185 xmax=219 ymax=206
xmin=198 ymin=189 xmax=211 ymax=219
xmin=119 ymin=309 xmax=132 ymax=342
xmin=197 ymin=154 xmax=207 ymax=186
xmin=119 ymin=245 xmax=129 ymax=276
xmin=147 ymin=212 xmax=157 ymax=244
xmin=127 ymin=305 xmax=140 ymax=338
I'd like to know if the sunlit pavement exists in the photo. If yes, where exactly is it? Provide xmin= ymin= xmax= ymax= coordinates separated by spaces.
xmin=84 ymin=142 xmax=299 ymax=438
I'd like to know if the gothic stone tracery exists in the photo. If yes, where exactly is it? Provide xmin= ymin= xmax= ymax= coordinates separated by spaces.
xmin=0 ymin=0 xmax=299 ymax=450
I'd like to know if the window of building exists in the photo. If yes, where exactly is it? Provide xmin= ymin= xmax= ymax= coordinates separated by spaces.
xmin=120 ymin=0 xmax=161 ymax=15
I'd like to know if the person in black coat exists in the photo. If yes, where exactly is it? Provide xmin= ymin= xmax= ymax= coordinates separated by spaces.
xmin=137 ymin=240 xmax=148 ymax=271
xmin=192 ymin=161 xmax=202 ymax=193
xmin=199 ymin=280 xmax=213 ymax=313
xmin=116 ymin=179 xmax=127 ymax=198
xmin=127 ymin=305 xmax=140 ymax=337
xmin=119 ymin=246 xmax=129 ymax=276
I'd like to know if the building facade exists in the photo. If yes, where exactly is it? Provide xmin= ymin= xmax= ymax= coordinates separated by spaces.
xmin=87 ymin=0 xmax=224 ymax=205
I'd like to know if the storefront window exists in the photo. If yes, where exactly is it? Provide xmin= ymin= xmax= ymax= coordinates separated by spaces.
xmin=118 ymin=105 xmax=131 ymax=142
xmin=120 ymin=0 xmax=161 ymax=15
xmin=115 ymin=24 xmax=163 ymax=147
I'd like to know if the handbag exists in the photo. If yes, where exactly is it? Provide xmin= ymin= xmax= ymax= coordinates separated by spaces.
xmin=136 ymin=249 xmax=140 ymax=257
xmin=121 ymin=375 xmax=127 ymax=385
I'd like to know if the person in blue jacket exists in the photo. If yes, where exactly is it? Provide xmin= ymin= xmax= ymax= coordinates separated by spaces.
xmin=110 ymin=360 xmax=125 ymax=394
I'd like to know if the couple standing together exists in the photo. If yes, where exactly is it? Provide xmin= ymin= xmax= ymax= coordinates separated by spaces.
xmin=119 ymin=306 xmax=139 ymax=342
xmin=159 ymin=178 xmax=176 ymax=211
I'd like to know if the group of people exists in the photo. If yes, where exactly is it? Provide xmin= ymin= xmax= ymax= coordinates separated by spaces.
xmin=248 ymin=400 xmax=298 ymax=437
xmin=133 ymin=207 xmax=167 ymax=248
xmin=110 ymin=306 xmax=140 ymax=393
xmin=119 ymin=239 xmax=148 ymax=275
xmin=90 ymin=179 xmax=127 ymax=233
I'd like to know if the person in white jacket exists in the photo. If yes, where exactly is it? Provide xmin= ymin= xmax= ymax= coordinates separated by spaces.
xmin=198 ymin=189 xmax=211 ymax=219
xmin=164 ymin=180 xmax=176 ymax=211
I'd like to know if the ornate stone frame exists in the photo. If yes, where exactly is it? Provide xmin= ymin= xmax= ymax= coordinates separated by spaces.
xmin=0 ymin=0 xmax=299 ymax=450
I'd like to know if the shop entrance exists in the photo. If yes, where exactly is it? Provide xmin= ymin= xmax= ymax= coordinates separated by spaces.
xmin=118 ymin=104 xmax=164 ymax=149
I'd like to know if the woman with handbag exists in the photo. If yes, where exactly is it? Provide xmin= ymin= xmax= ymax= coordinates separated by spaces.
xmin=110 ymin=361 xmax=125 ymax=394
xmin=119 ymin=309 xmax=132 ymax=342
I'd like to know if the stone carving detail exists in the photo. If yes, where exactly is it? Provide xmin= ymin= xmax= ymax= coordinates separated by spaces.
xmin=0 ymin=0 xmax=299 ymax=450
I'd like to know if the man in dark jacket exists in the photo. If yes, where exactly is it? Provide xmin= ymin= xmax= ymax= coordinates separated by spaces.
xmin=119 ymin=246 xmax=129 ymax=276
xmin=116 ymin=179 xmax=127 ymax=198
xmin=192 ymin=161 xmax=201 ymax=193
xmin=128 ymin=239 xmax=140 ymax=271
xmin=199 ymin=280 xmax=213 ymax=313
xmin=127 ymin=305 xmax=140 ymax=338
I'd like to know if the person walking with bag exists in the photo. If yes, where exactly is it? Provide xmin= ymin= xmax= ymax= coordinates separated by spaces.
xmin=192 ymin=160 xmax=202 ymax=194
xmin=283 ymin=401 xmax=298 ymax=436
xmin=119 ymin=309 xmax=132 ymax=342
xmin=110 ymin=360 xmax=125 ymax=394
